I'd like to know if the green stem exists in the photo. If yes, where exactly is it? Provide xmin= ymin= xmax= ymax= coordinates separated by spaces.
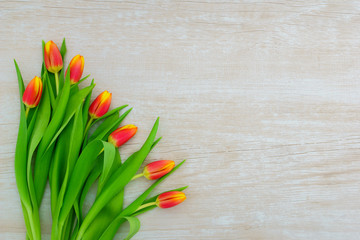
xmin=25 ymin=107 xmax=30 ymax=118
xmin=131 ymin=173 xmax=144 ymax=181
xmin=55 ymin=72 xmax=59 ymax=95
xmin=135 ymin=202 xmax=157 ymax=212
xmin=84 ymin=117 xmax=93 ymax=137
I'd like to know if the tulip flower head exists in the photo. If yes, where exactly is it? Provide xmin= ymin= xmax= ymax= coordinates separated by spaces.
xmin=66 ymin=55 xmax=85 ymax=84
xmin=88 ymin=91 xmax=112 ymax=119
xmin=156 ymin=191 xmax=186 ymax=209
xmin=108 ymin=124 xmax=137 ymax=148
xmin=143 ymin=160 xmax=175 ymax=180
xmin=44 ymin=40 xmax=63 ymax=73
xmin=22 ymin=76 xmax=43 ymax=108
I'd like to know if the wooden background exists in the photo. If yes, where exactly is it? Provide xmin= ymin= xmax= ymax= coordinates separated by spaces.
xmin=1 ymin=1 xmax=360 ymax=239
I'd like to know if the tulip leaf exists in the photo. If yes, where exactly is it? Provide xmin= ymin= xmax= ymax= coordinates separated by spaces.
xmin=79 ymin=159 xmax=102 ymax=214
xmin=82 ymin=79 xmax=95 ymax=129
xmin=56 ymin=140 xmax=115 ymax=238
xmin=60 ymin=38 xmax=66 ymax=58
xmin=50 ymin=118 xmax=72 ymax=216
xmin=26 ymin=106 xmax=38 ymax=142
xmin=98 ymin=216 xmax=140 ymax=240
xmin=71 ymin=74 xmax=90 ymax=89
xmin=14 ymin=60 xmax=30 ymax=205
xmin=33 ymin=69 xmax=71 ymax=205
xmin=94 ymin=105 xmax=129 ymax=124
xmin=123 ymin=217 xmax=141 ymax=240
xmin=25 ymin=72 xmax=51 ymax=227
xmin=96 ymin=144 xmax=116 ymax=197
xmin=75 ymin=118 xmax=159 ymax=240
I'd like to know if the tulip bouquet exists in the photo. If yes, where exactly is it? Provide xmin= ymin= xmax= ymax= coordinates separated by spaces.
xmin=14 ymin=38 xmax=187 ymax=240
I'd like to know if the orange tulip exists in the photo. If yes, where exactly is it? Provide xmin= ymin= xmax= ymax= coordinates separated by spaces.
xmin=44 ymin=40 xmax=63 ymax=73
xmin=156 ymin=191 xmax=186 ymax=209
xmin=66 ymin=55 xmax=84 ymax=84
xmin=22 ymin=76 xmax=43 ymax=108
xmin=143 ymin=160 xmax=175 ymax=180
xmin=108 ymin=124 xmax=137 ymax=147
xmin=88 ymin=91 xmax=112 ymax=119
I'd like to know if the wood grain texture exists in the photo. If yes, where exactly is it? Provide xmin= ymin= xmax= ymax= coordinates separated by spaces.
xmin=1 ymin=0 xmax=360 ymax=239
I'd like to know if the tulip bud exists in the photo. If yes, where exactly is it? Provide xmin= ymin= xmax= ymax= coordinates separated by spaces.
xmin=88 ymin=91 xmax=112 ymax=119
xmin=66 ymin=55 xmax=85 ymax=84
xmin=108 ymin=124 xmax=137 ymax=147
xmin=44 ymin=40 xmax=63 ymax=73
xmin=22 ymin=76 xmax=43 ymax=108
xmin=156 ymin=191 xmax=186 ymax=209
xmin=143 ymin=160 xmax=175 ymax=180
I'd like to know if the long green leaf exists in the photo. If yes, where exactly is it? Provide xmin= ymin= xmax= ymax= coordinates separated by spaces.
xmin=60 ymin=38 xmax=67 ymax=58
xmin=55 ymin=141 xmax=115 ymax=238
xmin=14 ymin=60 xmax=30 ymax=208
xmin=33 ymin=69 xmax=71 ymax=205
xmin=99 ymin=216 xmax=140 ymax=240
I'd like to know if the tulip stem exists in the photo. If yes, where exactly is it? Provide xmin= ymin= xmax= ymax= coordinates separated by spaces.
xmin=84 ymin=117 xmax=94 ymax=137
xmin=131 ymin=173 xmax=144 ymax=181
xmin=136 ymin=202 xmax=157 ymax=212
xmin=54 ymin=72 xmax=59 ymax=95
xmin=25 ymin=107 xmax=30 ymax=118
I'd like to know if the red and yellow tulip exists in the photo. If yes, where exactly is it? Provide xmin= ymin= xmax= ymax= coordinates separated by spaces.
xmin=66 ymin=55 xmax=84 ymax=84
xmin=44 ymin=41 xmax=63 ymax=73
xmin=108 ymin=124 xmax=137 ymax=148
xmin=156 ymin=191 xmax=186 ymax=209
xmin=143 ymin=160 xmax=175 ymax=180
xmin=88 ymin=91 xmax=112 ymax=119
xmin=22 ymin=76 xmax=43 ymax=108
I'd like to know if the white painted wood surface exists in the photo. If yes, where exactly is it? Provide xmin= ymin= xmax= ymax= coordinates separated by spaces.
xmin=1 ymin=1 xmax=360 ymax=239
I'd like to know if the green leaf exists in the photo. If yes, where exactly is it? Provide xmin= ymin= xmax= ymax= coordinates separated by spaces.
xmin=97 ymin=145 xmax=117 ymax=194
xmin=56 ymin=141 xmax=115 ymax=238
xmin=79 ymin=160 xmax=102 ymax=214
xmin=76 ymin=118 xmax=160 ymax=240
xmin=123 ymin=217 xmax=140 ymax=240
xmin=60 ymin=38 xmax=67 ymax=58
xmin=94 ymin=105 xmax=128 ymax=124
xmin=49 ymin=117 xmax=73 ymax=216
xmin=82 ymin=79 xmax=94 ymax=128
xmin=14 ymin=60 xmax=30 ymax=206
xmin=99 ymin=216 xmax=140 ymax=240
xmin=71 ymin=74 xmax=90 ymax=89
xmin=33 ymin=69 xmax=71 ymax=205
xmin=25 ymin=73 xmax=51 ymax=234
